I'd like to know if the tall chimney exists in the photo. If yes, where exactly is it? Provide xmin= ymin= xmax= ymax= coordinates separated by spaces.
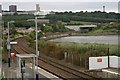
xmin=103 ymin=6 xmax=105 ymax=12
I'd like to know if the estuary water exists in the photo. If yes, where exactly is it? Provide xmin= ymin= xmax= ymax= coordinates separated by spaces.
xmin=49 ymin=35 xmax=118 ymax=45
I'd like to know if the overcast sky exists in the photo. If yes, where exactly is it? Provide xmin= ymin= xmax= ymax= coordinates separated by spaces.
xmin=0 ymin=0 xmax=120 ymax=2
xmin=0 ymin=0 xmax=119 ymax=13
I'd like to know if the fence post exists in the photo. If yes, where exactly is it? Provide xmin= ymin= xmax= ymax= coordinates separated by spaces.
xmin=72 ymin=54 xmax=73 ymax=64
xmin=79 ymin=55 xmax=81 ymax=66
xmin=64 ymin=52 xmax=67 ymax=61
xmin=107 ymin=48 xmax=110 ymax=68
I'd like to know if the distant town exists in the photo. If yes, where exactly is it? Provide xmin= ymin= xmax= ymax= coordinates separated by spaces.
xmin=0 ymin=4 xmax=55 ymax=15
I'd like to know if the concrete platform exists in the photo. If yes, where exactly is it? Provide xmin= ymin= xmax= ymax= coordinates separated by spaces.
xmin=27 ymin=63 xmax=60 ymax=79
xmin=102 ymin=68 xmax=120 ymax=76
xmin=86 ymin=68 xmax=120 ymax=78
xmin=2 ymin=63 xmax=62 ymax=79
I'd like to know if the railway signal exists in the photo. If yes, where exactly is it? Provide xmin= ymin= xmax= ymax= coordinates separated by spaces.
xmin=11 ymin=53 xmax=15 ymax=63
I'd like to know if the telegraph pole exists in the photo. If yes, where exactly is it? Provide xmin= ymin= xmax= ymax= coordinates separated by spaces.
xmin=7 ymin=22 xmax=10 ymax=67
xmin=35 ymin=17 xmax=39 ymax=80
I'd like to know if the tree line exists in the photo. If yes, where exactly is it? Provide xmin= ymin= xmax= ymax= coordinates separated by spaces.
xmin=46 ymin=11 xmax=120 ymax=23
xmin=2 ymin=11 xmax=120 ymax=33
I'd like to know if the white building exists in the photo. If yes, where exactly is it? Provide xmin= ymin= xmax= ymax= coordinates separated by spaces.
xmin=2 ymin=11 xmax=15 ymax=15
xmin=65 ymin=25 xmax=97 ymax=31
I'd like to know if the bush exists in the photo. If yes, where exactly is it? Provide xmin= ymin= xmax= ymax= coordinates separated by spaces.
xmin=93 ymin=29 xmax=104 ymax=33
xmin=2 ymin=59 xmax=7 ymax=63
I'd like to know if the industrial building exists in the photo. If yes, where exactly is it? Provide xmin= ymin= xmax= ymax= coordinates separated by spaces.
xmin=36 ymin=4 xmax=40 ymax=12
xmin=9 ymin=5 xmax=17 ymax=12
xmin=119 ymin=1 xmax=120 ymax=13
xmin=0 ymin=5 xmax=2 ymax=13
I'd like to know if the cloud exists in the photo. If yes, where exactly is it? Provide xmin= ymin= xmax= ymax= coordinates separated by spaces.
xmin=0 ymin=0 xmax=119 ymax=2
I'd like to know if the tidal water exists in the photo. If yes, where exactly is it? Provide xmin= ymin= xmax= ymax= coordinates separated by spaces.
xmin=50 ymin=35 xmax=118 ymax=45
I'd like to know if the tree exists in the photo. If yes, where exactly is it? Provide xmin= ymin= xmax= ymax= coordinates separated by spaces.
xmin=44 ymin=25 xmax=53 ymax=32
xmin=10 ymin=23 xmax=17 ymax=35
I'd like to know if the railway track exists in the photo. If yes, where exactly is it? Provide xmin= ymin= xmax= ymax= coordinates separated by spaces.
xmin=12 ymin=37 xmax=102 ymax=80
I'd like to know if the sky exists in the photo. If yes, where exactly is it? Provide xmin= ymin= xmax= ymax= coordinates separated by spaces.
xmin=0 ymin=0 xmax=120 ymax=2
xmin=0 ymin=1 xmax=119 ymax=13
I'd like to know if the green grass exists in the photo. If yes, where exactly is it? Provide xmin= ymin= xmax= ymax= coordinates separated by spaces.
xmin=55 ymin=42 xmax=119 ymax=56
